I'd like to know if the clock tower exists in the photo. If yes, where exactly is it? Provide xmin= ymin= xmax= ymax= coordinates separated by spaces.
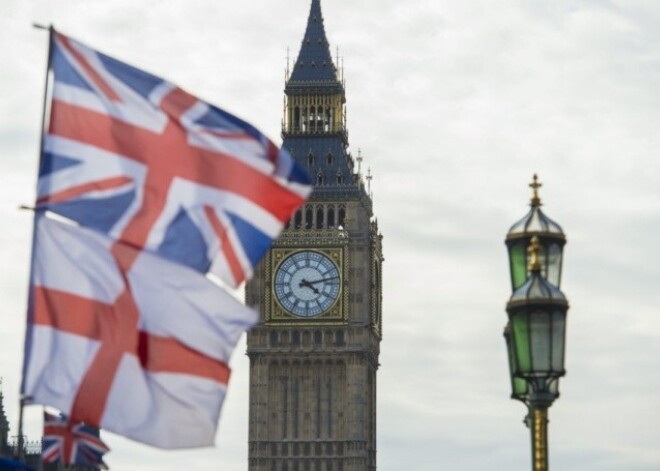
xmin=246 ymin=1 xmax=383 ymax=470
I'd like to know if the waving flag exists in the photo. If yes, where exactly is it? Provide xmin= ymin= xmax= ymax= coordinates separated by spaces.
xmin=23 ymin=216 xmax=258 ymax=447
xmin=42 ymin=411 xmax=109 ymax=469
xmin=38 ymin=30 xmax=311 ymax=287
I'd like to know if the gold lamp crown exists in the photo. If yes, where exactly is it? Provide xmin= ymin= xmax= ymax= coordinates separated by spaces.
xmin=527 ymin=235 xmax=542 ymax=272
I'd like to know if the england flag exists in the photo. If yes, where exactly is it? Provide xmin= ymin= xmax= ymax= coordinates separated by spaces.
xmin=24 ymin=215 xmax=258 ymax=448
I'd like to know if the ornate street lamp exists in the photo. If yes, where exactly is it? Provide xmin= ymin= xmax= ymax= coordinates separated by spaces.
xmin=505 ymin=174 xmax=566 ymax=289
xmin=504 ymin=176 xmax=569 ymax=471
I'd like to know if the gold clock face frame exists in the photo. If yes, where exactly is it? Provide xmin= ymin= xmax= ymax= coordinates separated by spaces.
xmin=270 ymin=248 xmax=344 ymax=322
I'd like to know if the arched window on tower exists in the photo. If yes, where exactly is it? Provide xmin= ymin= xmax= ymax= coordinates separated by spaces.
xmin=307 ymin=153 xmax=314 ymax=167
xmin=327 ymin=207 xmax=335 ymax=228
xmin=327 ymin=153 xmax=334 ymax=165
xmin=293 ymin=106 xmax=301 ymax=132
xmin=336 ymin=172 xmax=343 ymax=184
xmin=294 ymin=210 xmax=302 ymax=229
xmin=316 ymin=207 xmax=324 ymax=229
xmin=317 ymin=172 xmax=324 ymax=185
xmin=317 ymin=106 xmax=324 ymax=131
xmin=338 ymin=207 xmax=346 ymax=226
xmin=325 ymin=108 xmax=332 ymax=131
xmin=301 ymin=107 xmax=308 ymax=133
xmin=305 ymin=206 xmax=313 ymax=229
xmin=309 ymin=106 xmax=316 ymax=132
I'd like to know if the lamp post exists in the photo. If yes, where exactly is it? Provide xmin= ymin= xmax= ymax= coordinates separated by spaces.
xmin=504 ymin=175 xmax=569 ymax=471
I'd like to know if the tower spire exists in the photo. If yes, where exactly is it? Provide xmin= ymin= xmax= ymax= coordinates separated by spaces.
xmin=282 ymin=0 xmax=357 ymax=194
xmin=287 ymin=0 xmax=341 ymax=86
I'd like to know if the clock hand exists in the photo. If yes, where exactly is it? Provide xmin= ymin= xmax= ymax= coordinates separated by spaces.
xmin=306 ymin=276 xmax=339 ymax=285
xmin=298 ymin=279 xmax=320 ymax=294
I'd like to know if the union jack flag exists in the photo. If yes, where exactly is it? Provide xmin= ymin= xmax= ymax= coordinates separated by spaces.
xmin=42 ymin=411 xmax=109 ymax=469
xmin=38 ymin=30 xmax=311 ymax=287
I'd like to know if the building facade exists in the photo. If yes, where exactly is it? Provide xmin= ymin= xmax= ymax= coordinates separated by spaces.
xmin=246 ymin=1 xmax=383 ymax=470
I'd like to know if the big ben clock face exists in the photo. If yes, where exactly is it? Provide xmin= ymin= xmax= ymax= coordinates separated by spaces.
xmin=274 ymin=250 xmax=341 ymax=318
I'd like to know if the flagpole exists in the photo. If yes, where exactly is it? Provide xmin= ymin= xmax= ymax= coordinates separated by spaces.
xmin=33 ymin=23 xmax=54 ymax=152
xmin=18 ymin=23 xmax=55 ymax=462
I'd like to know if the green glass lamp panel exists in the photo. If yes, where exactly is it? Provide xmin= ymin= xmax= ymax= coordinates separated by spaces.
xmin=505 ymin=326 xmax=527 ymax=398
xmin=530 ymin=310 xmax=551 ymax=372
xmin=509 ymin=242 xmax=527 ymax=289
xmin=511 ymin=315 xmax=531 ymax=373
xmin=538 ymin=245 xmax=548 ymax=280
xmin=547 ymin=243 xmax=562 ymax=287
xmin=551 ymin=311 xmax=566 ymax=372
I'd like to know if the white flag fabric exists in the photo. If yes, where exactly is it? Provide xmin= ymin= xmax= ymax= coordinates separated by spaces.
xmin=23 ymin=215 xmax=258 ymax=448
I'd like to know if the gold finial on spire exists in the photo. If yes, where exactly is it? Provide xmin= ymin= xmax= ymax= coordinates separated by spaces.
xmin=357 ymin=148 xmax=363 ymax=175
xmin=529 ymin=173 xmax=542 ymax=207
xmin=527 ymin=235 xmax=542 ymax=272
xmin=286 ymin=47 xmax=290 ymax=81
xmin=366 ymin=166 xmax=373 ymax=197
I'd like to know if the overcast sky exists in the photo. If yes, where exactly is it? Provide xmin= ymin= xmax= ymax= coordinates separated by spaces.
xmin=2 ymin=0 xmax=660 ymax=470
